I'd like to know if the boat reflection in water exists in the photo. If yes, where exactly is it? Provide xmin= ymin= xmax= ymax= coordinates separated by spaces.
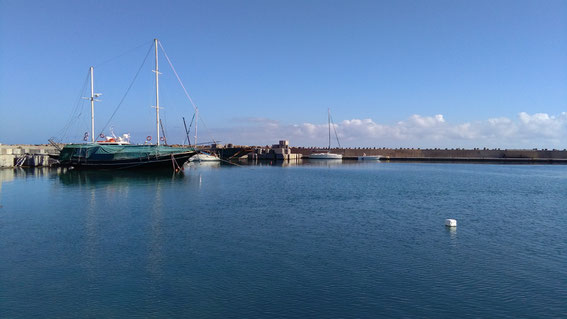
xmin=242 ymin=159 xmax=304 ymax=167
xmin=1 ymin=167 xmax=56 ymax=183
xmin=303 ymin=159 xmax=343 ymax=167
xmin=185 ymin=161 xmax=222 ymax=170
xmin=58 ymin=167 xmax=185 ymax=187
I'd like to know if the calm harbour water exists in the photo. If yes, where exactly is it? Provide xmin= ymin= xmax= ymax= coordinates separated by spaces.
xmin=1 ymin=161 xmax=566 ymax=318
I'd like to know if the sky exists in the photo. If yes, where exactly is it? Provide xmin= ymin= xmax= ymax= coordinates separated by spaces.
xmin=0 ymin=0 xmax=566 ymax=148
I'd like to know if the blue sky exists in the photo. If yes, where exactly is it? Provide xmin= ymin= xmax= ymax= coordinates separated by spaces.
xmin=1 ymin=0 xmax=566 ymax=148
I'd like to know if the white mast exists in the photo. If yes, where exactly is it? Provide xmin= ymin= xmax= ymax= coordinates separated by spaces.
xmin=194 ymin=107 xmax=198 ymax=148
xmin=84 ymin=66 xmax=101 ymax=143
xmin=154 ymin=38 xmax=160 ymax=145
xmin=328 ymin=108 xmax=331 ymax=150
xmin=90 ymin=67 xmax=95 ymax=143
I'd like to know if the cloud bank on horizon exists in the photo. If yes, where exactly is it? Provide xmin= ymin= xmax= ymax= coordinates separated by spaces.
xmin=216 ymin=112 xmax=567 ymax=149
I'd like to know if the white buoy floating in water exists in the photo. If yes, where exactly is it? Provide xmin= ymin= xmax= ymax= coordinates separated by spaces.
xmin=445 ymin=219 xmax=457 ymax=227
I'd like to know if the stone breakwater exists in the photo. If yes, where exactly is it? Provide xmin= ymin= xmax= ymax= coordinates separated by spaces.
xmin=290 ymin=147 xmax=567 ymax=163
xmin=0 ymin=145 xmax=59 ymax=167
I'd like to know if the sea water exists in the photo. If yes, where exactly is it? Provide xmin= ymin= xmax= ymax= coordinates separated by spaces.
xmin=1 ymin=162 xmax=566 ymax=318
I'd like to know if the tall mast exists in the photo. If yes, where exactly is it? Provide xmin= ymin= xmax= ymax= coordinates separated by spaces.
xmin=194 ymin=107 xmax=198 ymax=148
xmin=90 ymin=67 xmax=95 ymax=143
xmin=328 ymin=108 xmax=331 ymax=150
xmin=83 ymin=66 xmax=100 ymax=142
xmin=154 ymin=38 xmax=160 ymax=145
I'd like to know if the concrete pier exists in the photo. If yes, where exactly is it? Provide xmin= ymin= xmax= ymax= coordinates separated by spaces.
xmin=0 ymin=145 xmax=59 ymax=168
xmin=290 ymin=147 xmax=567 ymax=163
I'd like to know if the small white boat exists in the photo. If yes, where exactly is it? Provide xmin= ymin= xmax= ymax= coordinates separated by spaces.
xmin=357 ymin=153 xmax=381 ymax=161
xmin=190 ymin=153 xmax=221 ymax=162
xmin=310 ymin=152 xmax=343 ymax=159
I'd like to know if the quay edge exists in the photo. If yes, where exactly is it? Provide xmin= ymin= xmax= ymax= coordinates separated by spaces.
xmin=0 ymin=144 xmax=59 ymax=168
xmin=290 ymin=147 xmax=567 ymax=163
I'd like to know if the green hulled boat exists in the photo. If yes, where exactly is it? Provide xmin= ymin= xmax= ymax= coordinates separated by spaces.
xmin=57 ymin=39 xmax=197 ymax=169
xmin=59 ymin=144 xmax=196 ymax=169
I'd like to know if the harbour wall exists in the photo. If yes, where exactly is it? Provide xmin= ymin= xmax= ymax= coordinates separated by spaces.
xmin=0 ymin=145 xmax=59 ymax=168
xmin=290 ymin=147 xmax=567 ymax=163
xmin=3 ymin=144 xmax=567 ymax=167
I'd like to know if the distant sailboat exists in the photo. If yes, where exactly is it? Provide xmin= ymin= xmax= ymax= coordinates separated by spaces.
xmin=57 ymin=39 xmax=197 ymax=169
xmin=188 ymin=107 xmax=221 ymax=162
xmin=310 ymin=109 xmax=343 ymax=159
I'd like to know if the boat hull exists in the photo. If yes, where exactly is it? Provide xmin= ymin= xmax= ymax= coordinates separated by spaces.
xmin=190 ymin=153 xmax=221 ymax=162
xmin=310 ymin=153 xmax=343 ymax=159
xmin=63 ymin=152 xmax=196 ymax=169
xmin=58 ymin=144 xmax=197 ymax=169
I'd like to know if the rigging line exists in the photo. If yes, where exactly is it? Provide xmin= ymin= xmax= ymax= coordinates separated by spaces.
xmin=96 ymin=43 xmax=153 ymax=140
xmin=60 ymin=98 xmax=85 ymax=142
xmin=330 ymin=113 xmax=342 ymax=148
xmin=183 ymin=117 xmax=191 ymax=145
xmin=197 ymin=115 xmax=217 ymax=144
xmin=216 ymin=156 xmax=250 ymax=168
xmin=183 ymin=113 xmax=196 ymax=145
xmin=95 ymin=40 xmax=153 ymax=67
xmin=62 ymin=71 xmax=89 ymax=133
xmin=158 ymin=41 xmax=218 ymax=144
xmin=57 ymin=69 xmax=91 ymax=141
xmin=158 ymin=41 xmax=197 ymax=112
xmin=159 ymin=119 xmax=168 ymax=145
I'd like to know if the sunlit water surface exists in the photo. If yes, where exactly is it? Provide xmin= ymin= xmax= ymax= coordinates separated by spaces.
xmin=1 ymin=162 xmax=566 ymax=318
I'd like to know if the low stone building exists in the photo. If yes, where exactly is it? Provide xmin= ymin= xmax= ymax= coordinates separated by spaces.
xmin=248 ymin=140 xmax=302 ymax=161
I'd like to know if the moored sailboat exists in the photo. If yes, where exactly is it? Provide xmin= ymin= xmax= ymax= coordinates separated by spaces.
xmin=310 ymin=108 xmax=343 ymax=159
xmin=57 ymin=39 xmax=196 ymax=169
xmin=187 ymin=105 xmax=221 ymax=163
xmin=190 ymin=152 xmax=221 ymax=162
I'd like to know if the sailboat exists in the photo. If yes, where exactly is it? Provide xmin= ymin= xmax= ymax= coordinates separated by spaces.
xmin=189 ymin=107 xmax=221 ymax=162
xmin=190 ymin=152 xmax=221 ymax=162
xmin=57 ymin=39 xmax=197 ymax=169
xmin=310 ymin=109 xmax=343 ymax=159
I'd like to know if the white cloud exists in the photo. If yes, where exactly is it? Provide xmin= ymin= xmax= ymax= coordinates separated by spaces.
xmin=211 ymin=112 xmax=567 ymax=149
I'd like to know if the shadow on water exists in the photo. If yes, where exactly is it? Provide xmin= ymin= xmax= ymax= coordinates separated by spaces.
xmin=58 ymin=168 xmax=185 ymax=187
